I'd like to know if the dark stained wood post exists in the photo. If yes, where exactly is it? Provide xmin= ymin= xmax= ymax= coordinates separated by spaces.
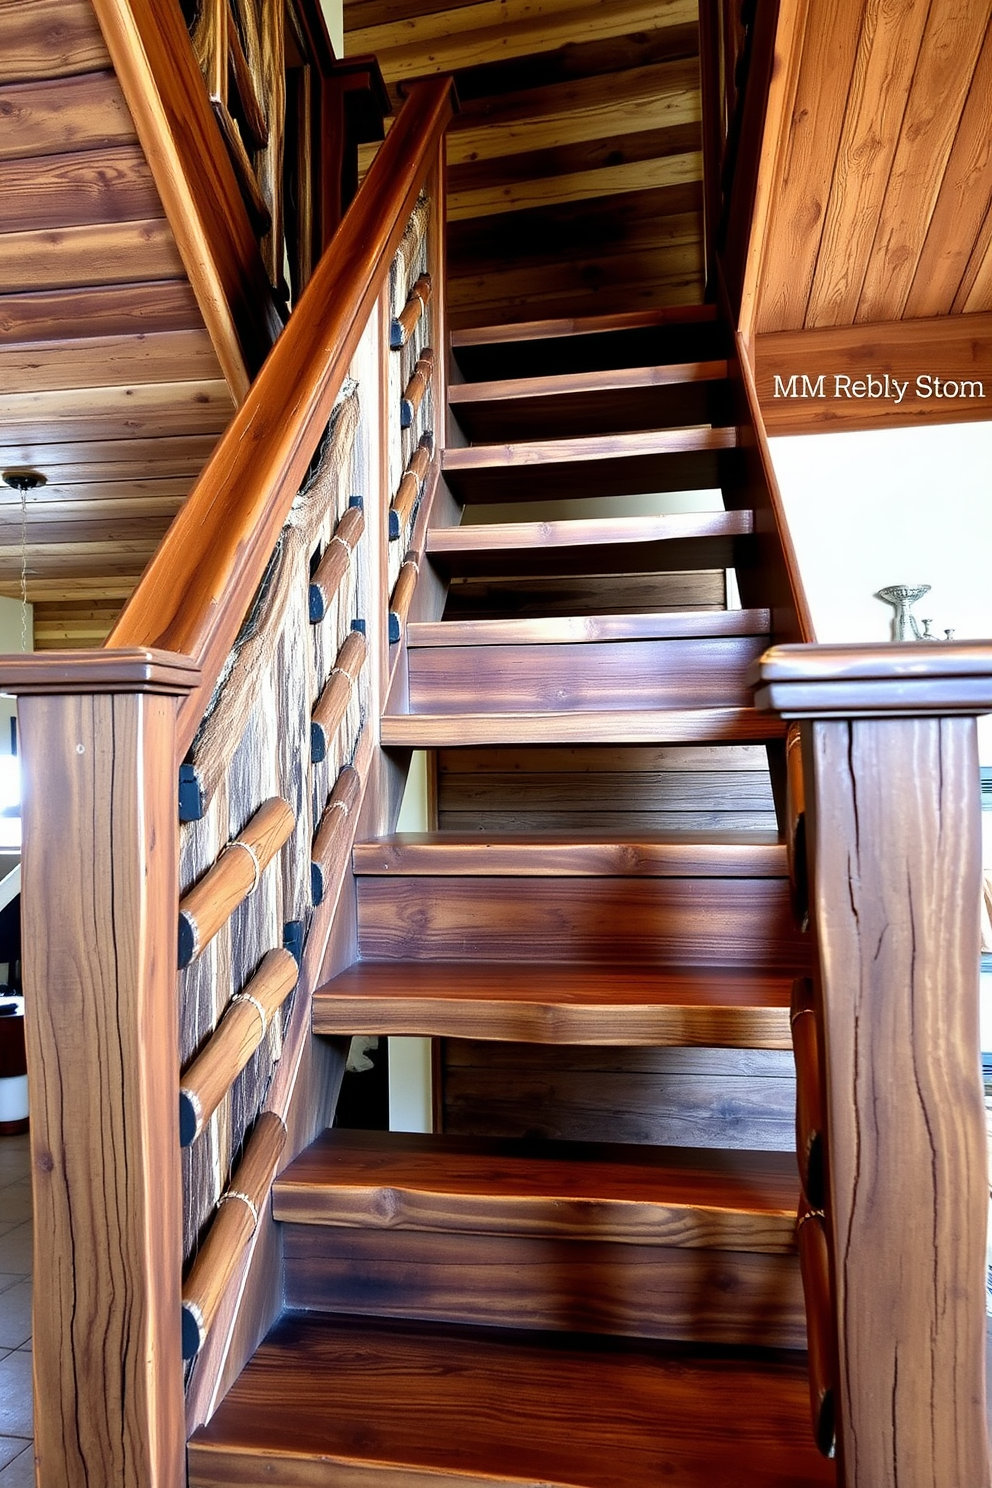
xmin=0 ymin=648 xmax=199 ymax=1488
xmin=756 ymin=642 xmax=992 ymax=1488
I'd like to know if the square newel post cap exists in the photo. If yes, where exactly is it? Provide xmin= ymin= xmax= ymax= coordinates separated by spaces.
xmin=0 ymin=648 xmax=201 ymax=697
xmin=751 ymin=641 xmax=992 ymax=719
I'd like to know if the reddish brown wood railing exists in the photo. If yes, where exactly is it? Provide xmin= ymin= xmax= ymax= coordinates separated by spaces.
xmin=756 ymin=642 xmax=992 ymax=1488
xmin=0 ymin=74 xmax=454 ymax=1488
xmin=110 ymin=76 xmax=453 ymax=752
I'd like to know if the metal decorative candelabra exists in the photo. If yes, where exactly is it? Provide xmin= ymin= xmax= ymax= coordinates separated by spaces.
xmin=876 ymin=584 xmax=955 ymax=642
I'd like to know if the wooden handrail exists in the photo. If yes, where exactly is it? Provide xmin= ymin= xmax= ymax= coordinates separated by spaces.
xmin=109 ymin=75 xmax=455 ymax=758
xmin=757 ymin=640 xmax=992 ymax=1487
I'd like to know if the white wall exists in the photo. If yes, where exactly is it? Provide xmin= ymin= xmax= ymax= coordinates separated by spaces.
xmin=768 ymin=421 xmax=992 ymax=646
xmin=318 ymin=0 xmax=343 ymax=57
xmin=0 ymin=595 xmax=32 ymax=758
xmin=769 ymin=420 xmax=992 ymax=763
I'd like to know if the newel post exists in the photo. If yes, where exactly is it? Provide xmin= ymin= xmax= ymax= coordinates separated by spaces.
xmin=1 ymin=649 xmax=199 ymax=1488
xmin=756 ymin=643 xmax=992 ymax=1488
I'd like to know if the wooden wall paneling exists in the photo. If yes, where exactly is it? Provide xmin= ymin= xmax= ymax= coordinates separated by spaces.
xmin=0 ymin=381 xmax=235 ymax=444
xmin=447 ymin=151 xmax=702 ymax=221
xmin=0 ymin=280 xmax=205 ymax=344
xmin=8 ymin=652 xmax=199 ymax=1488
xmin=447 ymin=184 xmax=702 ymax=277
xmin=0 ymin=71 xmax=136 ymax=162
xmin=855 ymin=0 xmax=990 ymax=323
xmin=748 ymin=0 xmax=851 ymax=336
xmin=753 ymin=312 xmax=992 ymax=434
xmin=347 ymin=0 xmax=698 ymax=79
xmin=907 ymin=13 xmax=992 ymax=318
xmin=805 ymin=1 xmax=931 ymax=329
xmin=0 ymin=328 xmax=225 ymax=393
xmin=0 ymin=434 xmax=220 ymax=486
xmin=91 ymin=0 xmax=283 ymax=395
xmin=446 ymin=58 xmax=701 ymax=166
xmin=957 ymin=207 xmax=992 ymax=315
xmin=0 ymin=218 xmax=184 ymax=294
xmin=447 ymin=123 xmax=701 ymax=205
xmin=0 ymin=0 xmax=111 ymax=85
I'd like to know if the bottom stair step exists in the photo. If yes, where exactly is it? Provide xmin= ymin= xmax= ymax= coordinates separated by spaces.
xmin=275 ymin=1129 xmax=803 ymax=1349
xmin=188 ymin=1312 xmax=834 ymax=1488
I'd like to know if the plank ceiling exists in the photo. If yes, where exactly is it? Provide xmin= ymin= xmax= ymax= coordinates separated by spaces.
xmin=0 ymin=0 xmax=238 ymax=649
xmin=751 ymin=0 xmax=992 ymax=333
xmin=344 ymin=0 xmax=707 ymax=327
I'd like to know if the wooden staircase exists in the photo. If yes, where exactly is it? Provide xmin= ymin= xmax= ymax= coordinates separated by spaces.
xmin=188 ymin=306 xmax=833 ymax=1486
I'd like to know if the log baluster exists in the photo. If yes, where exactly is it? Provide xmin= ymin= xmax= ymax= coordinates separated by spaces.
xmin=391 ymin=273 xmax=432 ymax=349
xmin=178 ymin=797 xmax=295 ymax=968
xmin=181 ymin=1111 xmax=287 ymax=1359
xmin=179 ymin=949 xmax=299 ymax=1146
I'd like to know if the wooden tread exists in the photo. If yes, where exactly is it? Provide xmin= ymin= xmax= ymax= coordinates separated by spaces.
xmin=427 ymin=509 xmax=754 ymax=578
xmin=447 ymin=361 xmax=730 ymax=441
xmin=442 ymin=427 xmax=739 ymax=503
xmin=381 ymin=707 xmax=787 ymax=748
xmin=274 ymin=1129 xmax=799 ymax=1249
xmin=450 ymin=305 xmax=728 ymax=382
xmin=407 ymin=609 xmax=770 ymax=647
xmin=188 ymin=1312 xmax=834 ymax=1488
xmin=352 ymin=833 xmax=788 ymax=877
xmin=312 ymin=961 xmax=794 ymax=1046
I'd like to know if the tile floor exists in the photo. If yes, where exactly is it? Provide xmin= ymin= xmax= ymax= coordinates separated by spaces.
xmin=0 ymin=1132 xmax=32 ymax=1487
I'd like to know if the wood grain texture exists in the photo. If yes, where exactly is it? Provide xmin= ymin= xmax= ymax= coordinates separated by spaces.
xmin=274 ymin=1128 xmax=800 ymax=1247
xmin=352 ymin=832 xmax=788 ymax=877
xmin=0 ymin=0 xmax=111 ymax=84
xmin=408 ymin=610 xmax=769 ymax=647
xmin=803 ymin=713 xmax=990 ymax=1488
xmin=754 ymin=314 xmax=992 ymax=434
xmin=754 ymin=639 xmax=992 ymax=717
xmin=406 ymin=634 xmax=767 ymax=714
xmin=442 ymin=1042 xmax=797 ymax=1150
xmin=855 ymin=0 xmax=990 ymax=322
xmin=383 ymin=706 xmax=787 ymax=747
xmin=442 ymin=427 xmax=737 ymax=504
xmin=442 ymin=571 xmax=728 ymax=621
xmin=0 ymin=279 xmax=204 ymax=344
xmin=189 ymin=1312 xmax=835 ymax=1487
xmin=15 ymin=677 xmax=194 ymax=1488
xmin=751 ymin=0 xmax=992 ymax=330
xmin=0 ymin=143 xmax=160 ymax=232
xmin=0 ymin=327 xmax=224 ymax=393
xmin=447 ymin=359 xmax=728 ymax=441
xmin=283 ymin=1222 xmax=805 ymax=1348
xmin=356 ymin=874 xmax=808 ymax=967
xmin=313 ymin=959 xmax=794 ymax=1047
xmin=0 ymin=217 xmax=184 ymax=293
xmin=0 ymin=70 xmax=135 ymax=162
xmin=428 ymin=511 xmax=752 ymax=580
